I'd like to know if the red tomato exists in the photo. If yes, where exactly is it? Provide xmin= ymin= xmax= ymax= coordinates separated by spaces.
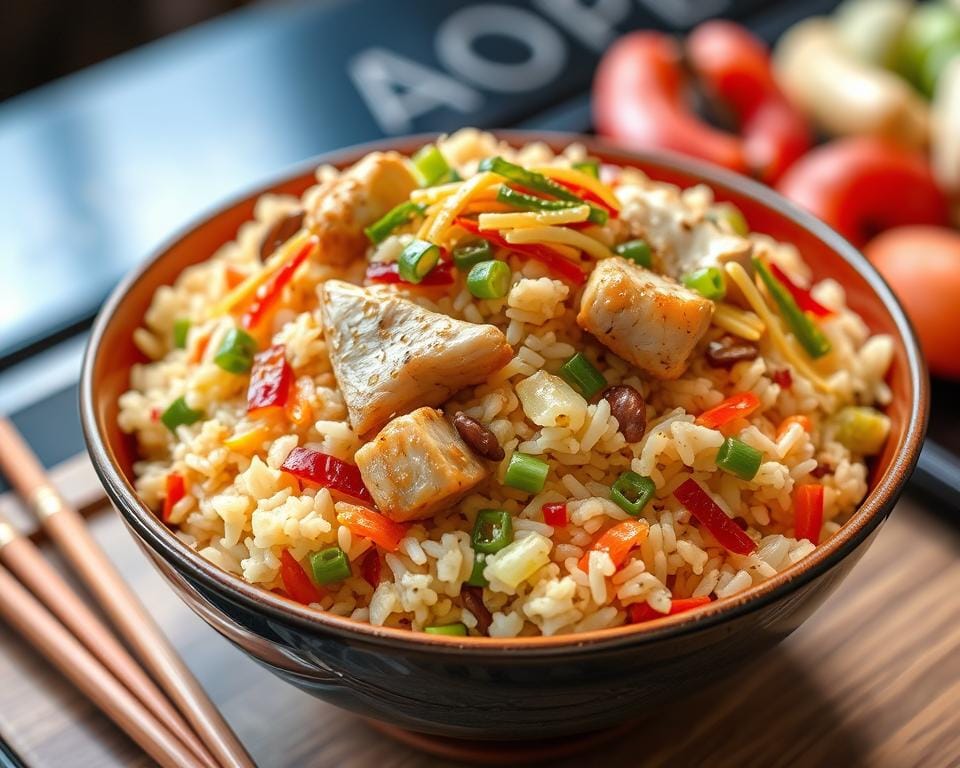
xmin=864 ymin=226 xmax=960 ymax=379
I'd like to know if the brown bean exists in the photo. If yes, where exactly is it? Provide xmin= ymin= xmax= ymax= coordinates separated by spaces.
xmin=602 ymin=385 xmax=647 ymax=442
xmin=260 ymin=209 xmax=305 ymax=260
xmin=706 ymin=336 xmax=758 ymax=368
xmin=453 ymin=412 xmax=505 ymax=461
xmin=461 ymin=586 xmax=492 ymax=635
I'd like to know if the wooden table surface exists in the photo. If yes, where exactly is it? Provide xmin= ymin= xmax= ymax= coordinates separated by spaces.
xmin=0 ymin=457 xmax=958 ymax=768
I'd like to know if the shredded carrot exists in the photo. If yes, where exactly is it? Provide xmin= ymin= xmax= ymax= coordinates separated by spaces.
xmin=578 ymin=519 xmax=649 ymax=573
xmin=776 ymin=414 xmax=812 ymax=441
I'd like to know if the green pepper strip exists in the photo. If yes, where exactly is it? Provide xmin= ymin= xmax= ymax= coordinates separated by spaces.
xmin=496 ymin=185 xmax=608 ymax=226
xmin=364 ymin=201 xmax=427 ymax=245
xmin=753 ymin=258 xmax=832 ymax=359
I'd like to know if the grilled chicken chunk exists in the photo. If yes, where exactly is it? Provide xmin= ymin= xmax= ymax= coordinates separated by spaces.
xmin=355 ymin=408 xmax=489 ymax=522
xmin=319 ymin=281 xmax=513 ymax=436
xmin=306 ymin=152 xmax=417 ymax=265
xmin=577 ymin=257 xmax=714 ymax=379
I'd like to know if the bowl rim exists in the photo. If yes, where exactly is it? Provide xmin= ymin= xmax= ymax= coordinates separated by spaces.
xmin=81 ymin=130 xmax=929 ymax=656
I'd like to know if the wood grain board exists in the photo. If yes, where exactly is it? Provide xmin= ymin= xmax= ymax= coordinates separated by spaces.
xmin=0 ymin=467 xmax=957 ymax=767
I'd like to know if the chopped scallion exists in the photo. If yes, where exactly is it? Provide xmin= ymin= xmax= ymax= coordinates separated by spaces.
xmin=173 ymin=318 xmax=190 ymax=349
xmin=412 ymin=144 xmax=453 ymax=186
xmin=453 ymin=240 xmax=493 ymax=271
xmin=467 ymin=553 xmax=488 ymax=587
xmin=466 ymin=260 xmax=511 ymax=299
xmin=398 ymin=239 xmax=441 ymax=284
xmin=610 ymin=471 xmax=656 ymax=516
xmin=471 ymin=509 xmax=514 ymax=554
xmin=364 ymin=201 xmax=426 ymax=244
xmin=479 ymin=156 xmax=581 ymax=203
xmin=709 ymin=202 xmax=749 ymax=236
xmin=682 ymin=266 xmax=726 ymax=300
xmin=558 ymin=352 xmax=607 ymax=399
xmin=715 ymin=437 xmax=762 ymax=480
xmin=614 ymin=239 xmax=652 ymax=268
xmin=309 ymin=546 xmax=351 ymax=585
xmin=424 ymin=623 xmax=467 ymax=636
xmin=504 ymin=452 xmax=549 ymax=493
xmin=161 ymin=396 xmax=203 ymax=433
xmin=214 ymin=328 xmax=258 ymax=374
xmin=754 ymin=258 xmax=832 ymax=359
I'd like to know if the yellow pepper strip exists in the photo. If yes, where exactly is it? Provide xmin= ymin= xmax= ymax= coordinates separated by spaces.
xmin=713 ymin=303 xmax=765 ymax=341
xmin=208 ymin=228 xmax=312 ymax=317
xmin=505 ymin=226 xmax=614 ymax=261
xmin=426 ymin=171 xmax=499 ymax=243
xmin=530 ymin=165 xmax=621 ymax=211
xmin=462 ymin=201 xmax=516 ymax=215
xmin=224 ymin=424 xmax=272 ymax=452
xmin=479 ymin=206 xmax=591 ymax=230
xmin=724 ymin=263 xmax=833 ymax=392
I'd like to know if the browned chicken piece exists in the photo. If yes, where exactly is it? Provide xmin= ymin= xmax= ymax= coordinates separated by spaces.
xmin=319 ymin=281 xmax=513 ymax=436
xmin=306 ymin=151 xmax=417 ymax=265
xmin=577 ymin=257 xmax=714 ymax=380
xmin=355 ymin=408 xmax=489 ymax=522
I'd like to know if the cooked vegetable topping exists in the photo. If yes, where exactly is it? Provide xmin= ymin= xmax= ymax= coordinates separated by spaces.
xmin=754 ymin=258 xmax=832 ymax=359
xmin=572 ymin=159 xmax=600 ymax=178
xmin=708 ymin=202 xmax=749 ymax=236
xmin=364 ymin=201 xmax=427 ymax=244
xmin=614 ymin=239 xmax=653 ymax=268
xmin=424 ymin=623 xmax=468 ymax=636
xmin=696 ymin=392 xmax=761 ymax=429
xmin=452 ymin=412 xmax=505 ymax=461
xmin=172 ymin=319 xmax=190 ymax=350
xmin=452 ymin=240 xmax=493 ymax=271
xmin=768 ymin=261 xmax=832 ymax=317
xmin=558 ymin=352 xmax=607 ymax=399
xmin=247 ymin=345 xmax=293 ymax=415
xmin=479 ymin=156 xmax=584 ymax=203
xmin=241 ymin=235 xmax=318 ymax=330
xmin=471 ymin=509 xmax=514 ymax=554
xmin=793 ymin=484 xmax=824 ymax=545
xmin=281 ymin=446 xmax=374 ymax=505
xmin=495 ymin=185 xmax=608 ymax=225
xmin=832 ymin=406 xmax=891 ymax=455
xmin=482 ymin=533 xmax=552 ymax=590
xmin=682 ymin=266 xmax=726 ymax=301
xmin=280 ymin=550 xmax=325 ymax=605
xmin=578 ymin=519 xmax=649 ymax=573
xmin=398 ymin=239 xmax=441 ymax=284
xmin=360 ymin=549 xmax=382 ymax=587
xmin=365 ymin=260 xmax=455 ymax=287
xmin=504 ymin=452 xmax=549 ymax=493
xmin=541 ymin=502 xmax=568 ymax=527
xmin=674 ymin=478 xmax=757 ymax=555
xmin=466 ymin=553 xmax=488 ymax=587
xmin=336 ymin=504 xmax=408 ymax=552
xmin=610 ymin=471 xmax=656 ymax=516
xmin=412 ymin=144 xmax=455 ymax=186
xmin=467 ymin=260 xmax=511 ymax=299
xmin=162 ymin=473 xmax=185 ymax=523
xmin=213 ymin=327 xmax=258 ymax=374
xmin=161 ymin=396 xmax=203 ymax=433
xmin=309 ymin=546 xmax=351 ymax=585
xmin=629 ymin=596 xmax=711 ymax=624
xmin=715 ymin=437 xmax=762 ymax=480
xmin=602 ymin=385 xmax=647 ymax=442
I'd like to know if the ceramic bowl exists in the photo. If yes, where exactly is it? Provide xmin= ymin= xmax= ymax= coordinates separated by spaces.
xmin=81 ymin=132 xmax=928 ymax=741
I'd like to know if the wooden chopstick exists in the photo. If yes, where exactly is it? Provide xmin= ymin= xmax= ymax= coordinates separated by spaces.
xmin=0 ymin=418 xmax=255 ymax=768
xmin=0 ymin=511 xmax=217 ymax=768
xmin=0 ymin=563 xmax=204 ymax=768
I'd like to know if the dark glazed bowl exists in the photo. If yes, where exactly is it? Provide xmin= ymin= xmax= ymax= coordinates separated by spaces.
xmin=81 ymin=132 xmax=928 ymax=740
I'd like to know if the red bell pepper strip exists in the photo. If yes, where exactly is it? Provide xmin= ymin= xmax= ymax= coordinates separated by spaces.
xmin=695 ymin=392 xmax=761 ymax=430
xmin=162 ymin=473 xmax=186 ymax=523
xmin=771 ymin=368 xmax=793 ymax=390
xmin=776 ymin=138 xmax=950 ymax=248
xmin=793 ymin=484 xmax=824 ymax=545
xmin=242 ymin=235 xmax=317 ymax=330
xmin=768 ymin=262 xmax=832 ymax=318
xmin=365 ymin=260 xmax=455 ymax=287
xmin=541 ymin=502 xmax=568 ymax=527
xmin=594 ymin=32 xmax=748 ymax=174
xmin=360 ymin=549 xmax=382 ymax=587
xmin=281 ymin=446 xmax=374 ymax=505
xmin=455 ymin=217 xmax=586 ymax=286
xmin=674 ymin=478 xmax=757 ymax=555
xmin=687 ymin=21 xmax=812 ymax=182
xmin=629 ymin=595 xmax=712 ymax=624
xmin=247 ymin=344 xmax=294 ymax=415
xmin=336 ymin=504 xmax=408 ymax=552
xmin=280 ymin=549 xmax=325 ymax=605
xmin=578 ymin=518 xmax=649 ymax=573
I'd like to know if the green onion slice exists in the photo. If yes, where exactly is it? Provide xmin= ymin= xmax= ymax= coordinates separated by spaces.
xmin=467 ymin=553 xmax=488 ymax=587
xmin=558 ymin=352 xmax=607 ymax=399
xmin=715 ymin=437 xmax=762 ymax=481
xmin=213 ymin=328 xmax=258 ymax=374
xmin=682 ymin=266 xmax=726 ymax=301
xmin=453 ymin=240 xmax=493 ymax=271
xmin=496 ymin=185 xmax=607 ymax=225
xmin=610 ymin=471 xmax=656 ymax=516
xmin=412 ymin=144 xmax=454 ymax=186
xmin=754 ymin=258 xmax=832 ymax=359
xmin=471 ymin=509 xmax=514 ymax=554
xmin=310 ymin=546 xmax=351 ymax=585
xmin=466 ymin=260 xmax=511 ymax=299
xmin=504 ymin=452 xmax=549 ymax=494
xmin=161 ymin=396 xmax=203 ymax=433
xmin=364 ymin=201 xmax=426 ymax=244
xmin=479 ymin=156 xmax=582 ymax=203
xmin=614 ymin=239 xmax=652 ymax=268
xmin=398 ymin=239 xmax=441 ymax=284
xmin=173 ymin=318 xmax=190 ymax=350
xmin=424 ymin=623 xmax=468 ymax=636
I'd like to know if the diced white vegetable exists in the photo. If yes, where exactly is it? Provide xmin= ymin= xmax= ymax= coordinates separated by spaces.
xmin=516 ymin=371 xmax=587 ymax=431
xmin=483 ymin=532 xmax=552 ymax=593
